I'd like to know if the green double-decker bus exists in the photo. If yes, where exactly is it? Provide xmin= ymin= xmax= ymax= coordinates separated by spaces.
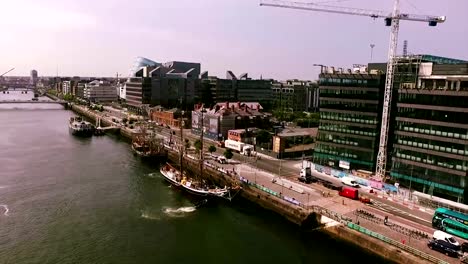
xmin=433 ymin=208 xmax=468 ymax=239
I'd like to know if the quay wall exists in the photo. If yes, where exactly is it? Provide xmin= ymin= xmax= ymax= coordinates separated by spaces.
xmin=71 ymin=104 xmax=134 ymax=139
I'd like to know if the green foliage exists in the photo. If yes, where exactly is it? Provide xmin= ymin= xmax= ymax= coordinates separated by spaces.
xmin=256 ymin=130 xmax=271 ymax=144
xmin=296 ymin=118 xmax=319 ymax=128
xmin=194 ymin=140 xmax=202 ymax=153
xmin=272 ymin=110 xmax=320 ymax=127
xmin=223 ymin=149 xmax=233 ymax=160
xmin=63 ymin=93 xmax=74 ymax=102
xmin=208 ymin=145 xmax=216 ymax=154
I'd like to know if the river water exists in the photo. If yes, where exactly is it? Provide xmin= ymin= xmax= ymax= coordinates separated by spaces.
xmin=0 ymin=91 xmax=391 ymax=264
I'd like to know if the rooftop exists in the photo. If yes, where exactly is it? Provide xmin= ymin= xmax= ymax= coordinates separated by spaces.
xmin=277 ymin=127 xmax=318 ymax=138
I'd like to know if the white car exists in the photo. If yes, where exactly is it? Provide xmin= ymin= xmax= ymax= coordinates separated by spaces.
xmin=341 ymin=176 xmax=359 ymax=188
xmin=216 ymin=156 xmax=227 ymax=164
xmin=433 ymin=230 xmax=460 ymax=247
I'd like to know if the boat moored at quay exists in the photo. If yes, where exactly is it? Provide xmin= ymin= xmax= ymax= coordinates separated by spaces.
xmin=68 ymin=116 xmax=94 ymax=137
xmin=160 ymin=163 xmax=237 ymax=200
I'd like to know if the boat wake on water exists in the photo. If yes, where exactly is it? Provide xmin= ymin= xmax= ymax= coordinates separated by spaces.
xmin=162 ymin=198 xmax=208 ymax=218
xmin=140 ymin=210 xmax=161 ymax=220
xmin=162 ymin=206 xmax=196 ymax=217
xmin=146 ymin=172 xmax=160 ymax=179
xmin=0 ymin=204 xmax=9 ymax=216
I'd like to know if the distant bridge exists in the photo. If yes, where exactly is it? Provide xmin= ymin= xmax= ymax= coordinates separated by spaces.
xmin=0 ymin=100 xmax=68 ymax=105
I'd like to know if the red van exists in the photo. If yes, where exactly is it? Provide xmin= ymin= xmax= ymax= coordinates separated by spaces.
xmin=339 ymin=187 xmax=359 ymax=200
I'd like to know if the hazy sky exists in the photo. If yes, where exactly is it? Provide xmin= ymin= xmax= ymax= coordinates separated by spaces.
xmin=1 ymin=0 xmax=467 ymax=80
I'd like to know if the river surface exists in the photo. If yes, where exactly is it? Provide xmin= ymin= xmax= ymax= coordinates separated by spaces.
xmin=0 ymin=91 xmax=391 ymax=264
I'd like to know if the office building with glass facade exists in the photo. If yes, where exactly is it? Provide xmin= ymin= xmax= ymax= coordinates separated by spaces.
xmin=313 ymin=68 xmax=386 ymax=172
xmin=390 ymin=60 xmax=468 ymax=202
xmin=272 ymin=80 xmax=317 ymax=112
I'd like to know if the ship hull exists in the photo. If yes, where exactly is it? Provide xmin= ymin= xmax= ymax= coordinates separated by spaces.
xmin=132 ymin=145 xmax=166 ymax=159
xmin=160 ymin=166 xmax=182 ymax=187
xmin=69 ymin=126 xmax=94 ymax=137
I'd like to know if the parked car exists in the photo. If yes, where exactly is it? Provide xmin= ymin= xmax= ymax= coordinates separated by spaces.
xmin=427 ymin=239 xmax=460 ymax=258
xmin=433 ymin=230 xmax=460 ymax=248
xmin=216 ymin=156 xmax=227 ymax=164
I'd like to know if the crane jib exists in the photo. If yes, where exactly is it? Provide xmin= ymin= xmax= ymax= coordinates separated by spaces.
xmin=260 ymin=0 xmax=446 ymax=180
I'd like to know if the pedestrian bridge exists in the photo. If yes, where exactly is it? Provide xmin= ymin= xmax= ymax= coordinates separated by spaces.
xmin=0 ymin=100 xmax=67 ymax=105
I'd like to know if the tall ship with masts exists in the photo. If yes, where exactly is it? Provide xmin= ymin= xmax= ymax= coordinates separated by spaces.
xmin=131 ymin=123 xmax=166 ymax=159
xmin=160 ymin=109 xmax=240 ymax=200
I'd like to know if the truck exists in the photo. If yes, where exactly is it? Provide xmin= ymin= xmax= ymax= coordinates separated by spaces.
xmin=341 ymin=176 xmax=360 ymax=188
xmin=224 ymin=139 xmax=253 ymax=156
xmin=298 ymin=167 xmax=314 ymax=184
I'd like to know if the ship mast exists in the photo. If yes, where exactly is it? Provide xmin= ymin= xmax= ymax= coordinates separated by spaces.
xmin=199 ymin=107 xmax=207 ymax=179
xmin=179 ymin=111 xmax=185 ymax=174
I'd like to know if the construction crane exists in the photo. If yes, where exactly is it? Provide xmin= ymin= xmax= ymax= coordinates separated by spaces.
xmin=260 ymin=0 xmax=446 ymax=180
xmin=1 ymin=67 xmax=15 ymax=77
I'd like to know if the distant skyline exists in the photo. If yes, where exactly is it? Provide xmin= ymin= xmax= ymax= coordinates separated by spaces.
xmin=1 ymin=0 xmax=467 ymax=80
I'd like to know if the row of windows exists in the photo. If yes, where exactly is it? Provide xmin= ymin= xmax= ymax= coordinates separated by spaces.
xmin=397 ymin=122 xmax=468 ymax=136
xmin=395 ymin=138 xmax=468 ymax=156
xmin=392 ymin=162 xmax=464 ymax=189
xmin=319 ymin=125 xmax=378 ymax=137
xmin=398 ymin=108 xmax=468 ymax=124
xmin=318 ymin=133 xmax=375 ymax=149
xmin=398 ymin=125 xmax=468 ymax=140
xmin=398 ymin=93 xmax=468 ymax=105
xmin=320 ymin=104 xmax=379 ymax=113
xmin=320 ymin=113 xmax=378 ymax=125
xmin=395 ymin=151 xmax=468 ymax=172
xmin=320 ymin=89 xmax=377 ymax=95
xmin=315 ymin=144 xmax=373 ymax=161
xmin=320 ymin=101 xmax=379 ymax=109
xmin=315 ymin=147 xmax=359 ymax=159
